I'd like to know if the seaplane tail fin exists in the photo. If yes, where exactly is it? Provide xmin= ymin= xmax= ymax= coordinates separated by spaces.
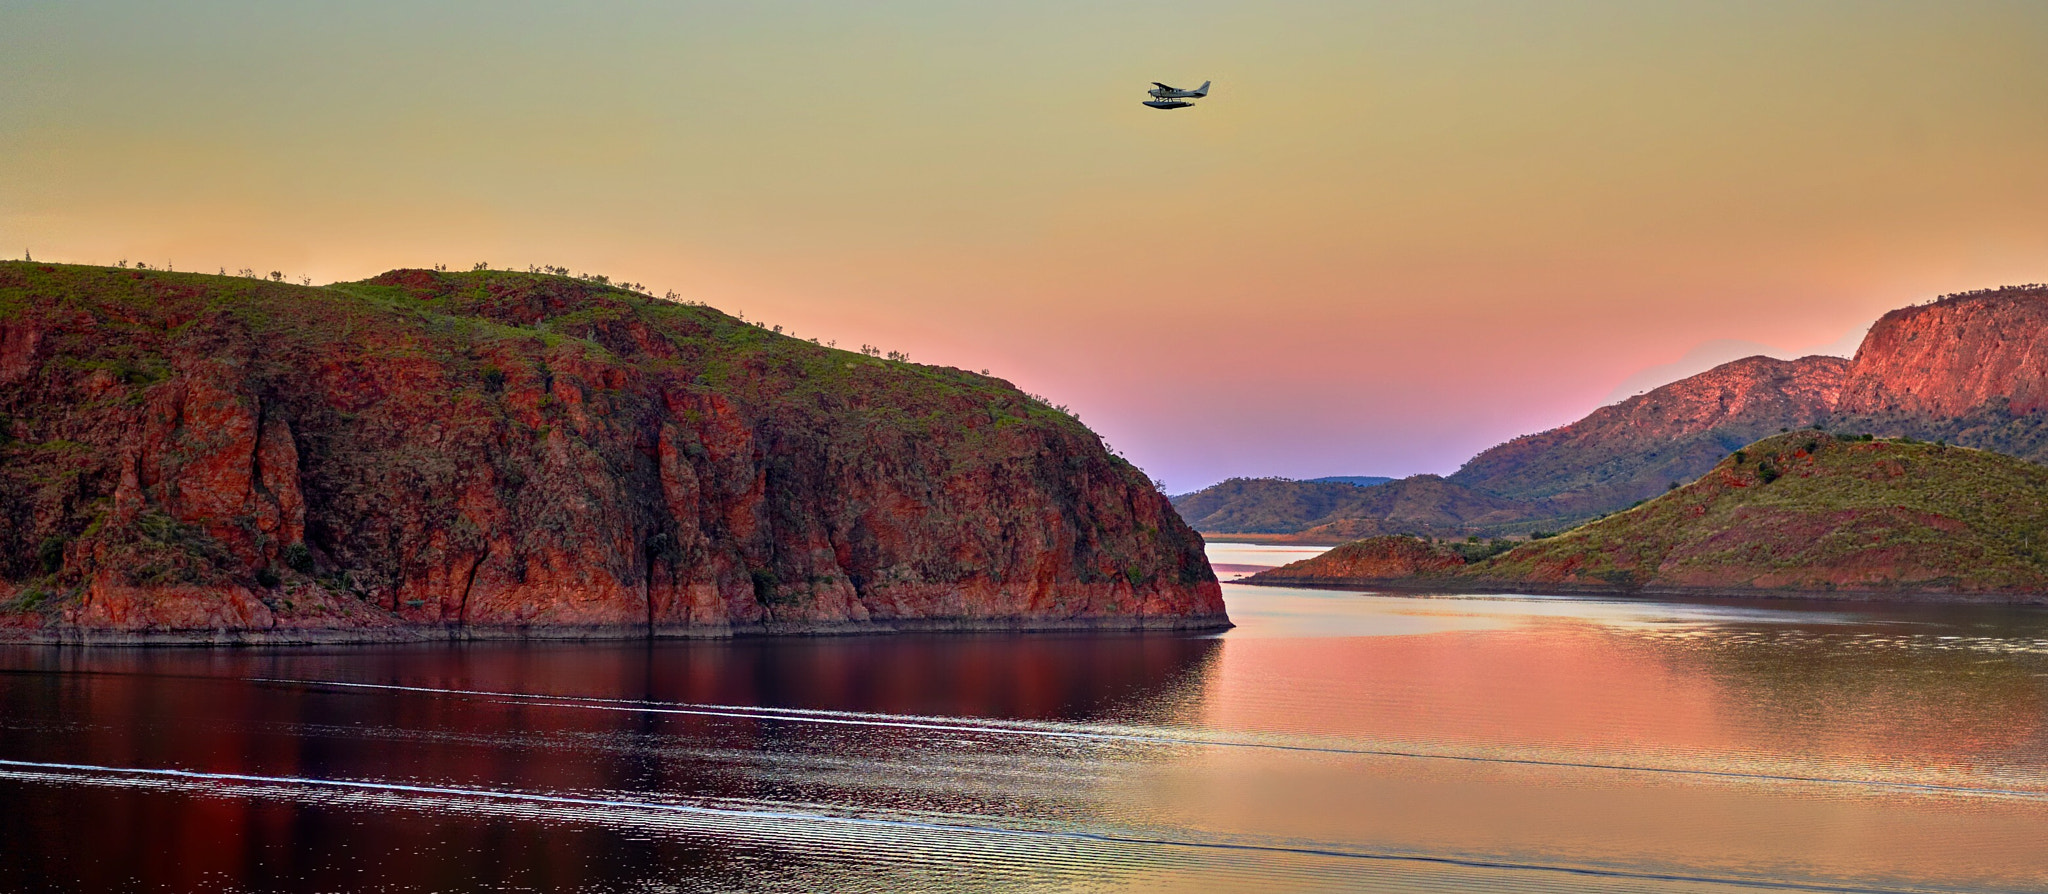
xmin=1193 ymin=81 xmax=1211 ymax=97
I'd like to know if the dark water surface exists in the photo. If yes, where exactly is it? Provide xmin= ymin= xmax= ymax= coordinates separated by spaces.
xmin=5 ymin=546 xmax=2048 ymax=892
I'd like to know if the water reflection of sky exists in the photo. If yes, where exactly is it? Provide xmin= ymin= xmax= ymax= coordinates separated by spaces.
xmin=1222 ymin=585 xmax=1871 ymax=639
xmin=1208 ymin=541 xmax=1871 ymax=638
xmin=1202 ymin=541 xmax=1332 ymax=580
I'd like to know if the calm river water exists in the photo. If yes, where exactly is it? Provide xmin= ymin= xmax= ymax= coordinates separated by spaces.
xmin=4 ymin=542 xmax=2048 ymax=892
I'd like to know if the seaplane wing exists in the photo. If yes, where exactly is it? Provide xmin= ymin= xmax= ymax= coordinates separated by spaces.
xmin=1146 ymin=80 xmax=1212 ymax=100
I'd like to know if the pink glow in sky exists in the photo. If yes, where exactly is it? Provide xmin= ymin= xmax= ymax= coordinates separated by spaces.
xmin=6 ymin=2 xmax=2048 ymax=490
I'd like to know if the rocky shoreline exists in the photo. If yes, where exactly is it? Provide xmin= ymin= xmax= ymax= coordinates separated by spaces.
xmin=0 ymin=612 xmax=1235 ymax=647
xmin=1239 ymin=575 xmax=2048 ymax=606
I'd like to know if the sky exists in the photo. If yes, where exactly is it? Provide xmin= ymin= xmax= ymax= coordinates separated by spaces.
xmin=6 ymin=1 xmax=2048 ymax=492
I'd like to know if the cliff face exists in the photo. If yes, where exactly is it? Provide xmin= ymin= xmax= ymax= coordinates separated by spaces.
xmin=1824 ymin=286 xmax=2048 ymax=463
xmin=1450 ymin=355 xmax=1849 ymax=516
xmin=0 ymin=264 xmax=1224 ymax=640
xmin=1836 ymin=288 xmax=2048 ymax=418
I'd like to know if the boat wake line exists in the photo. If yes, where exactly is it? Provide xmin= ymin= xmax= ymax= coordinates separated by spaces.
xmin=0 ymin=757 xmax=1949 ymax=894
xmin=249 ymin=677 xmax=2048 ymax=802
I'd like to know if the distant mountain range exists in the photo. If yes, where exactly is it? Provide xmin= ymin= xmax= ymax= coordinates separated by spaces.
xmin=1171 ymin=475 xmax=1524 ymax=537
xmin=1305 ymin=475 xmax=1394 ymax=487
xmin=1177 ymin=284 xmax=2048 ymax=541
xmin=1449 ymin=354 xmax=1847 ymax=518
xmin=1245 ymin=431 xmax=2048 ymax=602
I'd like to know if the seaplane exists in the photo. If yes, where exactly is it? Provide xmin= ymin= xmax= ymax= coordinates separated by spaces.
xmin=1143 ymin=80 xmax=1210 ymax=110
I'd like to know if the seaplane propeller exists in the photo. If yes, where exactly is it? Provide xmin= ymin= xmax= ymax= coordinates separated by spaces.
xmin=1143 ymin=80 xmax=1211 ymax=110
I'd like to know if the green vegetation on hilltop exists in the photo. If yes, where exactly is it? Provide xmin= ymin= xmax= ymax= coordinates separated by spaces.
xmin=1468 ymin=431 xmax=2048 ymax=596
xmin=0 ymin=263 xmax=1095 ymax=446
xmin=1826 ymin=401 xmax=2048 ymax=468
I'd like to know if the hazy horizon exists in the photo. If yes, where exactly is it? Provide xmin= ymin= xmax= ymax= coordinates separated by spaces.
xmin=7 ymin=1 xmax=2047 ymax=491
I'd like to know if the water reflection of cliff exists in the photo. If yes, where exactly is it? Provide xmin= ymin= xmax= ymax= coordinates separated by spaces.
xmin=0 ymin=634 xmax=1222 ymax=892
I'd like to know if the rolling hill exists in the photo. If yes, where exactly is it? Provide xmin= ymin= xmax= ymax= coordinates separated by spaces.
xmin=1249 ymin=431 xmax=2048 ymax=601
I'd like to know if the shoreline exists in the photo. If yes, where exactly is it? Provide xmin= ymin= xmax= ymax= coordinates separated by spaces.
xmin=1237 ymin=576 xmax=2048 ymax=606
xmin=0 ymin=613 xmax=1236 ymax=647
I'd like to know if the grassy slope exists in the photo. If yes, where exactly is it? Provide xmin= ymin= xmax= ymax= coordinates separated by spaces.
xmin=0 ymin=262 xmax=1101 ymax=456
xmin=1469 ymin=431 xmax=2048 ymax=596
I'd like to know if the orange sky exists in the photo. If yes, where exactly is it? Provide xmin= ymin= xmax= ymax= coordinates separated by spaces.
xmin=6 ymin=2 xmax=2047 ymax=489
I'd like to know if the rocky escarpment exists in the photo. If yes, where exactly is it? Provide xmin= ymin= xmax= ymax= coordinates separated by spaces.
xmin=1251 ymin=432 xmax=2048 ymax=602
xmin=1826 ymin=285 xmax=2048 ymax=462
xmin=1449 ymin=355 xmax=1849 ymax=517
xmin=1836 ymin=286 xmax=2048 ymax=417
xmin=0 ymin=263 xmax=1225 ymax=642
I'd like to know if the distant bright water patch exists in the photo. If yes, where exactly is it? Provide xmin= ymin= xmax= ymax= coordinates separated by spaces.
xmin=4 ymin=586 xmax=2048 ymax=892
xmin=1203 ymin=541 xmax=1333 ymax=580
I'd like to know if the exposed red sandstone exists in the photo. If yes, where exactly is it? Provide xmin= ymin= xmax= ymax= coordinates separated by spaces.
xmin=0 ymin=264 xmax=1225 ymax=642
xmin=1836 ymin=287 xmax=2048 ymax=417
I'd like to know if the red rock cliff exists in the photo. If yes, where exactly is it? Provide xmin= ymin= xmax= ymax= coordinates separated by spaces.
xmin=0 ymin=264 xmax=1224 ymax=640
xmin=1835 ymin=287 xmax=2048 ymax=417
